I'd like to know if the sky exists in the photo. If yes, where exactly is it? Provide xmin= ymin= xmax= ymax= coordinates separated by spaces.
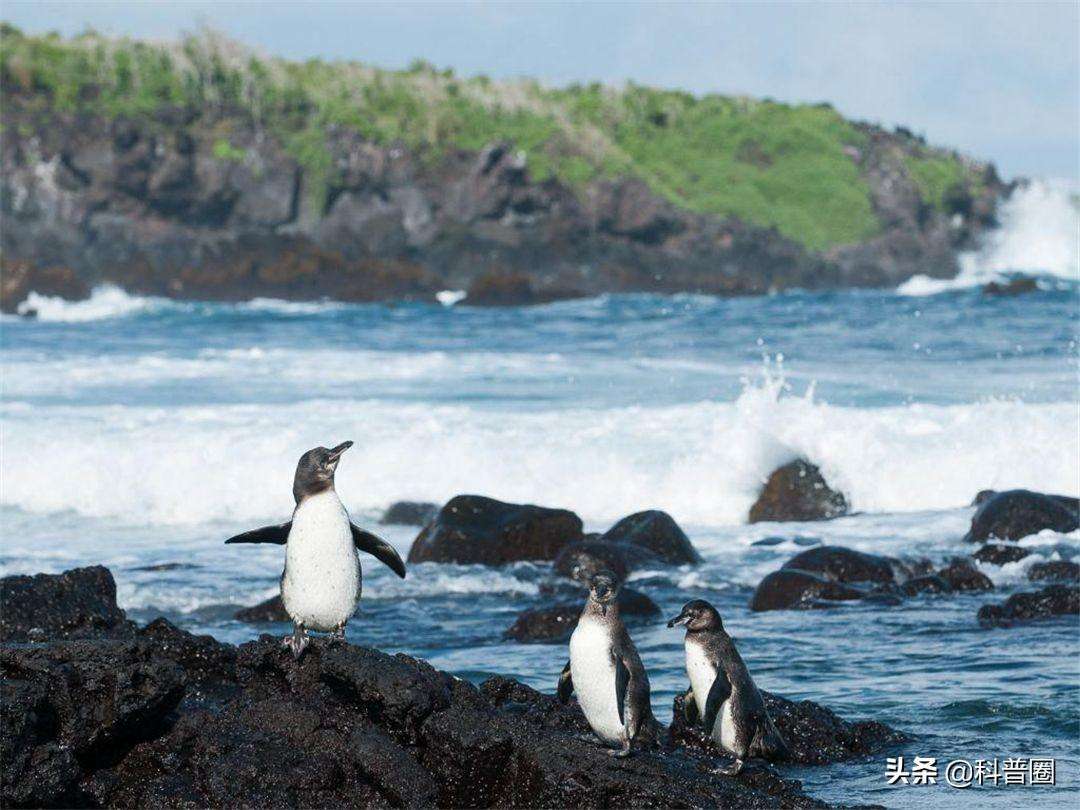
xmin=4 ymin=1 xmax=1078 ymax=180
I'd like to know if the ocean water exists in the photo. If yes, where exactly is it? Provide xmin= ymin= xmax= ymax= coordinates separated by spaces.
xmin=1 ymin=186 xmax=1078 ymax=807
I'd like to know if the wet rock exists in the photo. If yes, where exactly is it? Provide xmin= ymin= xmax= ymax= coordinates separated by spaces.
xmin=972 ymin=489 xmax=998 ymax=506
xmin=983 ymin=277 xmax=1038 ymax=296
xmin=0 ymin=259 xmax=90 ymax=314
xmin=749 ymin=569 xmax=866 ymax=612
xmin=936 ymin=558 xmax=994 ymax=592
xmin=963 ymin=489 xmax=1079 ymax=543
xmin=379 ymin=500 xmax=439 ymax=526
xmin=748 ymin=459 xmax=849 ymax=523
xmin=129 ymin=562 xmax=200 ymax=572
xmin=139 ymin=618 xmax=237 ymax=689
xmin=977 ymin=585 xmax=1080 ymax=627
xmin=780 ymin=546 xmax=896 ymax=584
xmin=2 ymin=627 xmax=827 ymax=807
xmin=900 ymin=575 xmax=953 ymax=596
xmin=552 ymin=540 xmax=659 ymax=583
xmin=0 ymin=566 xmax=136 ymax=642
xmin=1028 ymin=561 xmax=1080 ymax=583
xmin=407 ymin=494 xmax=584 ymax=565
xmin=669 ymin=690 xmax=908 ymax=766
xmin=503 ymin=588 xmax=660 ymax=643
xmin=973 ymin=544 xmax=1032 ymax=565
xmin=234 ymin=595 xmax=290 ymax=624
xmin=599 ymin=510 xmax=701 ymax=565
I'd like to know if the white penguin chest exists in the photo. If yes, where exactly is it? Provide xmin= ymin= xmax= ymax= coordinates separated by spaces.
xmin=686 ymin=641 xmax=736 ymax=750
xmin=569 ymin=616 xmax=625 ymax=743
xmin=282 ymin=491 xmax=360 ymax=631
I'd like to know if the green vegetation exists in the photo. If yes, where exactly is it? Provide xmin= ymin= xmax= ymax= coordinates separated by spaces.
xmin=903 ymin=152 xmax=972 ymax=211
xmin=211 ymin=138 xmax=246 ymax=162
xmin=0 ymin=24 xmax=986 ymax=250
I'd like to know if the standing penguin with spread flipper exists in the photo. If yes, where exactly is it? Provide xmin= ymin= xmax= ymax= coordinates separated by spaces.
xmin=225 ymin=441 xmax=406 ymax=658
xmin=667 ymin=599 xmax=788 ymax=774
xmin=557 ymin=570 xmax=653 ymax=757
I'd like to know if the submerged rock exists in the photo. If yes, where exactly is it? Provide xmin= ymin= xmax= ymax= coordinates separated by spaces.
xmin=982 ymin=277 xmax=1038 ymax=296
xmin=599 ymin=510 xmax=701 ymax=565
xmin=748 ymin=459 xmax=849 ymax=523
xmin=379 ymin=500 xmax=439 ymax=526
xmin=669 ymin=690 xmax=908 ymax=766
xmin=407 ymin=494 xmax=583 ymax=565
xmin=1028 ymin=561 xmax=1080 ymax=583
xmin=0 ymin=566 xmax=136 ymax=643
xmin=503 ymin=588 xmax=661 ymax=643
xmin=973 ymin=544 xmax=1031 ymax=566
xmin=977 ymin=585 xmax=1080 ymax=627
xmin=963 ymin=489 xmax=1079 ymax=543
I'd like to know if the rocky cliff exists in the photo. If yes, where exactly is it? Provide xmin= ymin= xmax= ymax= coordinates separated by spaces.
xmin=0 ymin=26 xmax=1009 ymax=310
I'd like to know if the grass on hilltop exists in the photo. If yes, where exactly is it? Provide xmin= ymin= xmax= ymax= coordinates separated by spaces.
xmin=0 ymin=24 xmax=983 ymax=250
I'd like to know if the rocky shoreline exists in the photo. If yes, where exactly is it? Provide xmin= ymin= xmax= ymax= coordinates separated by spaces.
xmin=0 ymin=27 xmax=1011 ymax=314
xmin=3 ymin=565 xmax=903 ymax=808
xmin=3 ymin=471 xmax=1077 ymax=807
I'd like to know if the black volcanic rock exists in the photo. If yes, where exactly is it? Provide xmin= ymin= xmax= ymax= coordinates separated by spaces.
xmin=379 ymin=500 xmax=439 ymax=526
xmin=964 ymin=489 xmax=1079 ymax=543
xmin=983 ymin=277 xmax=1038 ymax=295
xmin=749 ymin=460 xmax=849 ymax=523
xmin=503 ymin=588 xmax=661 ymax=643
xmin=973 ymin=543 xmax=1032 ymax=565
xmin=1028 ymin=561 xmax=1080 ymax=583
xmin=552 ymin=539 xmax=660 ymax=583
xmin=936 ymin=558 xmax=994 ymax=592
xmin=669 ymin=690 xmax=908 ymax=766
xmin=407 ymin=494 xmax=584 ymax=565
xmin=901 ymin=575 xmax=953 ymax=596
xmin=234 ymin=595 xmax=289 ymax=624
xmin=780 ymin=546 xmax=896 ymax=584
xmin=599 ymin=510 xmax=701 ymax=565
xmin=2 ymin=630 xmax=827 ymax=808
xmin=977 ymin=585 xmax=1080 ymax=627
xmin=749 ymin=569 xmax=866 ymax=612
xmin=0 ymin=566 xmax=136 ymax=642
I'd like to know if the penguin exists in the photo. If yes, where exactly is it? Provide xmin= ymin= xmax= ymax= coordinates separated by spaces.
xmin=225 ymin=441 xmax=406 ymax=658
xmin=667 ymin=599 xmax=788 ymax=774
xmin=557 ymin=570 xmax=653 ymax=757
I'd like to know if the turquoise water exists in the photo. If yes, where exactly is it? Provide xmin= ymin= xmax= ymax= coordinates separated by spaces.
xmin=1 ymin=281 xmax=1077 ymax=806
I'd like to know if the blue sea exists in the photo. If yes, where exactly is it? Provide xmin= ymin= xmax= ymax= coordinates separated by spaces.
xmin=1 ymin=184 xmax=1078 ymax=807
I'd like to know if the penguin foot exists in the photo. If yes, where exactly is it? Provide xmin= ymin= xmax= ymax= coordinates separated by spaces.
xmin=329 ymin=622 xmax=347 ymax=644
xmin=608 ymin=741 xmax=632 ymax=758
xmin=284 ymin=623 xmax=309 ymax=659
xmin=716 ymin=759 xmax=744 ymax=776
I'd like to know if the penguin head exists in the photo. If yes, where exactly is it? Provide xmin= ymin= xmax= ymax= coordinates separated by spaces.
xmin=667 ymin=599 xmax=723 ymax=633
xmin=292 ymin=441 xmax=353 ymax=501
xmin=587 ymin=570 xmax=620 ymax=616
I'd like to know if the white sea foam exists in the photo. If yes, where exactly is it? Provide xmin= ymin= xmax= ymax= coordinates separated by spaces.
xmin=899 ymin=179 xmax=1080 ymax=296
xmin=2 ymin=372 xmax=1075 ymax=527
xmin=14 ymin=285 xmax=168 ymax=321
xmin=436 ymin=289 xmax=467 ymax=306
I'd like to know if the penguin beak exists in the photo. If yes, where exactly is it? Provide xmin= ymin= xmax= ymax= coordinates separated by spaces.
xmin=667 ymin=611 xmax=690 ymax=628
xmin=327 ymin=441 xmax=353 ymax=463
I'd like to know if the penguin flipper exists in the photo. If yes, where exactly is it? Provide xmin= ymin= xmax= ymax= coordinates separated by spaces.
xmin=351 ymin=525 xmax=407 ymax=578
xmin=683 ymin=687 xmax=700 ymax=724
xmin=224 ymin=522 xmax=292 ymax=545
xmin=614 ymin=655 xmax=630 ymax=726
xmin=557 ymin=660 xmax=574 ymax=703
xmin=702 ymin=670 xmax=732 ymax=734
